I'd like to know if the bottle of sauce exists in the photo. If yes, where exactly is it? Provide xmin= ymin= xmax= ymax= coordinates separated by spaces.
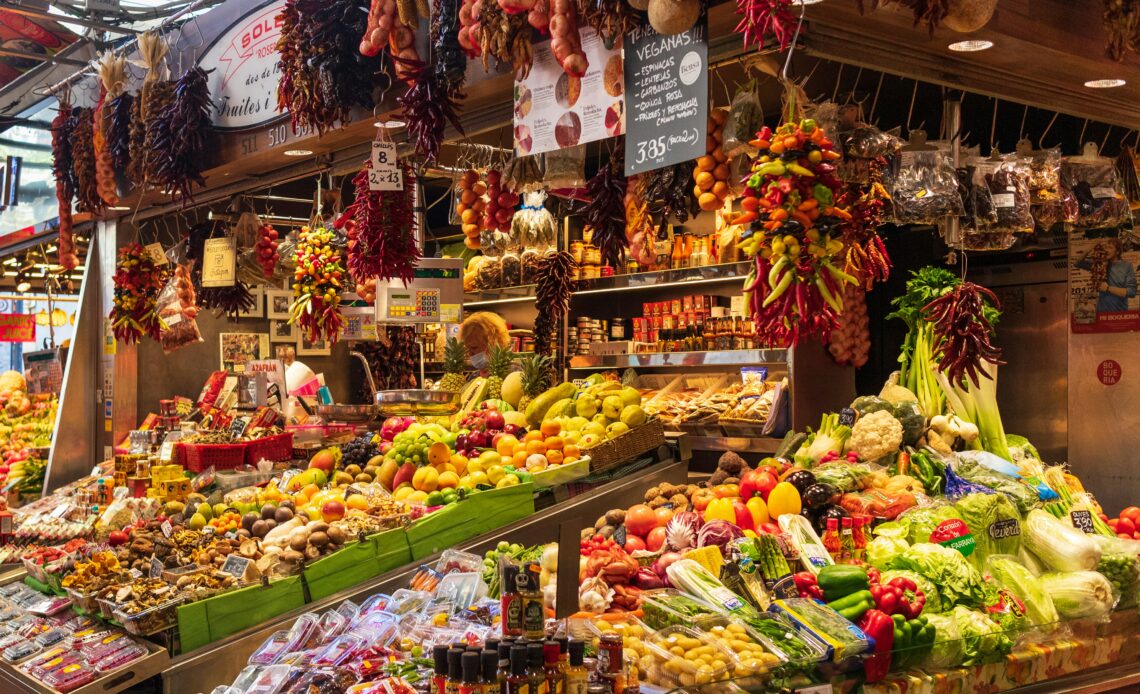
xmin=497 ymin=640 xmax=514 ymax=688
xmin=506 ymin=645 xmax=530 ymax=694
xmin=501 ymin=565 xmax=523 ymax=637
xmin=521 ymin=563 xmax=545 ymax=640
xmin=821 ymin=517 xmax=841 ymax=558
xmin=564 ymin=641 xmax=588 ymax=694
xmin=852 ymin=515 xmax=868 ymax=562
xmin=527 ymin=642 xmax=547 ymax=694
xmin=840 ymin=516 xmax=855 ymax=562
xmin=543 ymin=641 xmax=563 ymax=694
xmin=461 ymin=652 xmax=482 ymax=694
xmin=483 ymin=650 xmax=502 ymax=694
xmin=433 ymin=645 xmax=450 ymax=694
xmin=448 ymin=647 xmax=466 ymax=694
xmin=596 ymin=633 xmax=623 ymax=694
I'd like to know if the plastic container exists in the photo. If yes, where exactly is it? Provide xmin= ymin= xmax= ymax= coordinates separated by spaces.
xmin=435 ymin=572 xmax=488 ymax=610
xmin=386 ymin=589 xmax=430 ymax=616
xmin=3 ymin=640 xmax=42 ymax=662
xmin=113 ymin=597 xmax=184 ymax=635
xmin=42 ymin=663 xmax=95 ymax=692
xmin=34 ymin=627 xmax=66 ymax=647
xmin=249 ymin=631 xmax=295 ymax=665
xmin=641 ymin=625 xmax=736 ymax=688
xmin=19 ymin=646 xmax=69 ymax=677
xmin=435 ymin=549 xmax=483 ymax=575
xmin=82 ymin=632 xmax=136 ymax=663
xmin=26 ymin=596 xmax=72 ymax=616
xmin=641 ymin=589 xmax=718 ymax=630
xmin=93 ymin=640 xmax=149 ymax=674
xmin=0 ymin=632 xmax=22 ymax=651
xmin=691 ymin=614 xmax=790 ymax=675
xmin=70 ymin=628 xmax=115 ymax=650
xmin=231 ymin=664 xmax=266 ymax=691
xmin=278 ymin=666 xmax=361 ymax=693
xmin=317 ymin=610 xmax=350 ymax=642
xmin=64 ymin=587 xmax=101 ymax=614
xmin=244 ymin=663 xmax=295 ymax=694
xmin=356 ymin=593 xmax=392 ymax=617
xmin=96 ymin=595 xmax=122 ymax=620
xmin=312 ymin=634 xmax=366 ymax=666
xmin=767 ymin=598 xmax=872 ymax=662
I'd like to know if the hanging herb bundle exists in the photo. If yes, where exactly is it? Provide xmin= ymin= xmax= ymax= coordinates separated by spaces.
xmin=733 ymin=117 xmax=855 ymax=346
xmin=109 ymin=243 xmax=168 ymax=344
xmin=148 ymin=67 xmax=212 ymax=205
xmin=107 ymin=91 xmax=135 ymax=176
xmin=276 ymin=0 xmax=382 ymax=135
xmin=736 ymin=0 xmax=802 ymax=51
xmin=856 ymin=0 xmax=949 ymax=36
xmin=838 ymin=181 xmax=892 ymax=288
xmin=533 ymin=250 xmax=575 ymax=373
xmin=922 ymin=281 xmax=1004 ymax=387
xmin=575 ymin=0 xmax=639 ymax=49
xmin=337 ymin=158 xmax=420 ymax=285
xmin=187 ymin=222 xmax=258 ymax=320
xmin=399 ymin=59 xmax=465 ymax=164
xmin=51 ymin=99 xmax=79 ymax=272
xmin=581 ymin=142 xmax=629 ymax=267
xmin=290 ymin=225 xmax=347 ymax=343
xmin=642 ymin=160 xmax=700 ymax=227
xmin=70 ymin=107 xmax=104 ymax=214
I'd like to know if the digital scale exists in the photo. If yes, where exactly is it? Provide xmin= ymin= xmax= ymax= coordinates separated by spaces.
xmin=375 ymin=257 xmax=465 ymax=325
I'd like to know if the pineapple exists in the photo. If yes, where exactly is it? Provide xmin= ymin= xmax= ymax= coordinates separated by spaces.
xmin=484 ymin=346 xmax=514 ymax=401
xmin=438 ymin=337 xmax=468 ymax=393
xmin=516 ymin=352 xmax=552 ymax=411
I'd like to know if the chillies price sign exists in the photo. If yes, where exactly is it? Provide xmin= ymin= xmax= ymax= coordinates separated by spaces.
xmin=623 ymin=19 xmax=708 ymax=175
xmin=0 ymin=314 xmax=35 ymax=342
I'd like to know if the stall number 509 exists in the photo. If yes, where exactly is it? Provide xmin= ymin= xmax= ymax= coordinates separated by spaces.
xmin=635 ymin=137 xmax=668 ymax=164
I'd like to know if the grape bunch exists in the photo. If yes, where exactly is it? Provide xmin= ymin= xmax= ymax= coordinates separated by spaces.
xmin=341 ymin=434 xmax=379 ymax=469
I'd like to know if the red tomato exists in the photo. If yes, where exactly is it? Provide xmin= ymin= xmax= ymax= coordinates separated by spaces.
xmin=625 ymin=505 xmax=658 ymax=537
xmin=653 ymin=506 xmax=673 ymax=528
xmin=624 ymin=535 xmax=646 ymax=552
xmin=1117 ymin=517 xmax=1136 ymax=536
xmin=1108 ymin=518 xmax=1119 ymax=530
xmin=1122 ymin=506 xmax=1140 ymax=524
xmin=646 ymin=526 xmax=667 ymax=552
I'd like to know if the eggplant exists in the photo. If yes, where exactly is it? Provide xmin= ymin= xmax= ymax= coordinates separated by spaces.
xmin=801 ymin=483 xmax=840 ymax=510
xmin=813 ymin=504 xmax=850 ymax=534
xmin=784 ymin=470 xmax=817 ymax=495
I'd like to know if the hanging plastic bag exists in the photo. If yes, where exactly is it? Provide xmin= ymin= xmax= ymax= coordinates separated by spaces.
xmin=887 ymin=140 xmax=965 ymax=225
xmin=543 ymin=145 xmax=586 ymax=190
xmin=156 ymin=263 xmax=203 ymax=354
xmin=1061 ymin=143 xmax=1131 ymax=229
xmin=1025 ymin=146 xmax=1077 ymax=230
xmin=722 ymin=80 xmax=764 ymax=158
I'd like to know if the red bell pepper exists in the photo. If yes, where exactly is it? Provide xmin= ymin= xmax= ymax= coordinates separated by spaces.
xmin=732 ymin=500 xmax=756 ymax=532
xmin=858 ymin=609 xmax=894 ymax=683
xmin=886 ymin=576 xmax=926 ymax=619
xmin=869 ymin=581 xmax=902 ymax=615
xmin=793 ymin=571 xmax=824 ymax=600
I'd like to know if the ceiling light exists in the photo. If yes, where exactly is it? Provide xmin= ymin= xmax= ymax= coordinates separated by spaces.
xmin=948 ymin=39 xmax=993 ymax=52
xmin=108 ymin=205 xmax=131 ymax=211
xmin=1084 ymin=78 xmax=1126 ymax=88
xmin=16 ymin=279 xmax=31 ymax=294
xmin=373 ymin=120 xmax=406 ymax=129
xmin=283 ymin=149 xmax=313 ymax=157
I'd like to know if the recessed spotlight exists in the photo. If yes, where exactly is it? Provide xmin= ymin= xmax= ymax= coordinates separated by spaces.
xmin=108 ymin=205 xmax=131 ymax=211
xmin=948 ymin=39 xmax=993 ymax=52
xmin=1084 ymin=78 xmax=1126 ymax=88
xmin=373 ymin=120 xmax=406 ymax=129
xmin=284 ymin=149 xmax=313 ymax=156
xmin=796 ymin=0 xmax=823 ymax=4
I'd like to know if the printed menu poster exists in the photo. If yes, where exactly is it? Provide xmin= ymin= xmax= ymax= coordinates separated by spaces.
xmin=513 ymin=28 xmax=625 ymax=156
xmin=1069 ymin=227 xmax=1140 ymax=333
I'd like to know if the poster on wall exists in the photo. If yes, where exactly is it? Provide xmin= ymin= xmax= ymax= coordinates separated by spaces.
xmin=1070 ymin=227 xmax=1140 ymax=333
xmin=220 ymin=332 xmax=271 ymax=372
xmin=513 ymin=28 xmax=625 ymax=156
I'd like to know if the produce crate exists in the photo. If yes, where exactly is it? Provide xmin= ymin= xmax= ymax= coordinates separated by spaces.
xmin=303 ymin=533 xmax=410 ymax=602
xmin=406 ymin=483 xmax=535 ymax=559
xmin=582 ymin=418 xmax=666 ymax=473
xmin=245 ymin=433 xmax=295 ymax=465
xmin=176 ymin=441 xmax=247 ymax=473
xmin=176 ymin=575 xmax=307 ymax=653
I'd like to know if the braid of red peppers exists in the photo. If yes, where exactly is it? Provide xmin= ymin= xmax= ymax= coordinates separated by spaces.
xmin=109 ymin=243 xmax=169 ymax=344
xmin=399 ymin=59 xmax=465 ymax=164
xmin=581 ymin=143 xmax=629 ymax=269
xmin=922 ymin=282 xmax=1004 ymax=387
xmin=736 ymin=0 xmax=802 ymax=51
xmin=337 ymin=159 xmax=420 ymax=286
xmin=149 ymin=67 xmax=212 ymax=206
xmin=51 ymin=101 xmax=79 ymax=272
xmin=838 ymin=179 xmax=892 ymax=290
xmin=107 ymin=92 xmax=135 ymax=178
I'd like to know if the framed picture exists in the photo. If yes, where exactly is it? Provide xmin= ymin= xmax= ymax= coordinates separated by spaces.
xmin=266 ymin=289 xmax=293 ymax=320
xmin=238 ymin=287 xmax=264 ymax=319
xmin=270 ymin=320 xmax=298 ymax=343
xmin=297 ymin=334 xmax=331 ymax=356
xmin=219 ymin=333 xmax=270 ymax=372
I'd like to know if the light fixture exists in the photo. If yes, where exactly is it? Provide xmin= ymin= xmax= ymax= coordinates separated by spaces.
xmin=948 ymin=39 xmax=993 ymax=52
xmin=373 ymin=120 xmax=406 ymax=129
xmin=108 ymin=205 xmax=131 ymax=211
xmin=1084 ymin=78 xmax=1126 ymax=88
xmin=15 ymin=270 xmax=30 ymax=294
xmin=283 ymin=149 xmax=313 ymax=156
xmin=35 ymin=309 xmax=48 ymax=326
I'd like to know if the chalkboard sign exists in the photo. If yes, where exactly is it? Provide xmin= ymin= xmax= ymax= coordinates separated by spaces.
xmin=623 ymin=18 xmax=708 ymax=176
xmin=1070 ymin=510 xmax=1095 ymax=533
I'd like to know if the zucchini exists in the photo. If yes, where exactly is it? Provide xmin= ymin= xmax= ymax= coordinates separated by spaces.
xmin=775 ymin=431 xmax=808 ymax=460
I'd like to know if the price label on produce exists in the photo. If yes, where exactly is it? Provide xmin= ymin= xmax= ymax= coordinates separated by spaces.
xmin=201 ymin=237 xmax=237 ymax=288
xmin=222 ymin=554 xmax=253 ymax=579
xmin=143 ymin=243 xmax=168 ymax=266
xmin=369 ymin=141 xmax=403 ymax=191
xmin=161 ymin=520 xmax=173 ymax=538
xmin=149 ymin=556 xmax=164 ymax=579
xmin=623 ymin=20 xmax=708 ymax=175
xmin=1070 ymin=510 xmax=1095 ymax=533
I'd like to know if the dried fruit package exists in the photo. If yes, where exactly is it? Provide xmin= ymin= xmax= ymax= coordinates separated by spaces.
xmin=1061 ymin=147 xmax=1131 ymax=229
xmin=156 ymin=268 xmax=204 ymax=354
xmin=887 ymin=147 xmax=964 ymax=225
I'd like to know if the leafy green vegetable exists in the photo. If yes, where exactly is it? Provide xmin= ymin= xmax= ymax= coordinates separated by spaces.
xmin=1023 ymin=509 xmax=1101 ymax=572
xmin=937 ymin=361 xmax=1012 ymax=462
xmin=896 ymin=504 xmax=963 ymax=545
xmin=949 ymin=606 xmax=1012 ymax=664
xmin=892 ymin=543 xmax=989 ymax=608
xmin=954 ymin=492 xmax=1021 ymax=568
xmin=812 ymin=462 xmax=875 ymax=493
xmin=850 ymin=395 xmax=893 ymax=416
xmin=888 ymin=267 xmax=962 ymax=420
xmin=866 ymin=535 xmax=909 ymax=571
xmin=803 ymin=413 xmax=851 ymax=466
xmin=1040 ymin=571 xmax=1116 ymax=621
xmin=984 ymin=555 xmax=1058 ymax=626
xmin=923 ymin=611 xmax=965 ymax=667
xmin=953 ymin=457 xmax=1038 ymax=513
xmin=893 ymin=401 xmax=926 ymax=446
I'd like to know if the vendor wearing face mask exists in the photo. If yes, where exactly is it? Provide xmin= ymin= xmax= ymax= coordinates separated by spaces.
xmin=458 ymin=311 xmax=511 ymax=374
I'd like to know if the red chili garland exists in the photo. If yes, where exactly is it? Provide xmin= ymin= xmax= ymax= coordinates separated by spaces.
xmin=109 ymin=243 xmax=168 ymax=344
xmin=736 ymin=0 xmax=801 ymax=51
xmin=336 ymin=159 xmax=420 ymax=286
xmin=839 ymin=182 xmax=892 ymax=289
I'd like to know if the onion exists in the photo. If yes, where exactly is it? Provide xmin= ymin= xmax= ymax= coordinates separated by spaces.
xmin=652 ymin=550 xmax=683 ymax=577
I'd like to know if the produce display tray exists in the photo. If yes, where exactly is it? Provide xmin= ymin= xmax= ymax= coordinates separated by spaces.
xmin=0 ymin=636 xmax=169 ymax=694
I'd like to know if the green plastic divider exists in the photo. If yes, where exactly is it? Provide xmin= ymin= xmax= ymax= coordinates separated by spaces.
xmin=176 ymin=575 xmax=307 ymax=653
xmin=406 ymin=483 xmax=535 ymax=559
xmin=304 ymin=535 xmax=401 ymax=602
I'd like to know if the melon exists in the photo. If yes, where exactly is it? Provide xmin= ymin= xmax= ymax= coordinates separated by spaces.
xmin=0 ymin=371 xmax=25 ymax=398
xmin=501 ymin=371 xmax=524 ymax=407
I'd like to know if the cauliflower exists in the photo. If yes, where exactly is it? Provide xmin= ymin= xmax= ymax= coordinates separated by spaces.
xmin=846 ymin=409 xmax=904 ymax=462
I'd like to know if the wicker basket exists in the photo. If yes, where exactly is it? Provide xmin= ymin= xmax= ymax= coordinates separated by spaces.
xmin=245 ymin=433 xmax=295 ymax=465
xmin=176 ymin=442 xmax=247 ymax=473
xmin=582 ymin=418 xmax=666 ymax=473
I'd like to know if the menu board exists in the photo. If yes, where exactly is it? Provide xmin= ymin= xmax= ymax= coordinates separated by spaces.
xmin=513 ymin=28 xmax=625 ymax=156
xmin=623 ymin=20 xmax=708 ymax=175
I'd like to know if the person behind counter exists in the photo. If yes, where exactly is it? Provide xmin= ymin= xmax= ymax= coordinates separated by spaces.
xmin=459 ymin=311 xmax=511 ymax=374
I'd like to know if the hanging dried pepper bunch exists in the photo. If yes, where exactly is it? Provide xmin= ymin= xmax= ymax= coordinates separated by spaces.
xmin=51 ymin=99 xmax=80 ymax=272
xmin=290 ymin=225 xmax=347 ymax=343
xmin=734 ymin=118 xmax=855 ymax=346
xmin=353 ymin=327 xmax=419 ymax=393
xmin=856 ymin=0 xmax=949 ymax=36
xmin=922 ymin=282 xmax=1003 ymax=386
xmin=838 ymin=181 xmax=892 ymax=289
xmin=127 ymin=96 xmax=145 ymax=185
xmin=399 ymin=59 xmax=465 ymax=164
xmin=110 ymin=243 xmax=168 ymax=344
xmin=433 ymin=0 xmax=467 ymax=87
xmin=277 ymin=0 xmax=382 ymax=135
xmin=107 ymin=90 xmax=135 ymax=177
xmin=1104 ymin=0 xmax=1140 ymax=61
xmin=533 ymin=250 xmax=575 ymax=374
xmin=70 ymin=107 xmax=104 ymax=214
xmin=336 ymin=158 xmax=420 ymax=285
xmin=478 ymin=0 xmax=533 ymax=77
xmin=643 ymin=160 xmax=700 ymax=227
xmin=575 ymin=0 xmax=639 ymax=49
xmin=187 ymin=222 xmax=258 ymax=320
xmin=148 ymin=67 xmax=212 ymax=205
xmin=136 ymin=32 xmax=174 ymax=188
xmin=736 ymin=0 xmax=802 ymax=51
xmin=581 ymin=142 xmax=629 ymax=267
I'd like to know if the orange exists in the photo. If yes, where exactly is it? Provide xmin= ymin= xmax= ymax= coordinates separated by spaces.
xmin=563 ymin=455 xmax=578 ymax=465
xmin=525 ymin=440 xmax=547 ymax=456
xmin=427 ymin=442 xmax=451 ymax=467
xmin=540 ymin=421 xmax=562 ymax=437
xmin=563 ymin=445 xmax=580 ymax=459
xmin=346 ymin=495 xmax=369 ymax=511
xmin=524 ymin=430 xmax=544 ymax=442
xmin=546 ymin=450 xmax=564 ymax=465
xmin=544 ymin=436 xmax=564 ymax=451
xmin=301 ymin=484 xmax=321 ymax=499
xmin=495 ymin=434 xmax=520 ymax=458
xmin=512 ymin=451 xmax=528 ymax=468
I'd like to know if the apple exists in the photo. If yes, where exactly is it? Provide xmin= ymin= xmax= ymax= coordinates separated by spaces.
xmin=456 ymin=433 xmax=469 ymax=450
xmin=503 ymin=424 xmax=524 ymax=437
xmin=467 ymin=431 xmax=487 ymax=448
xmin=484 ymin=409 xmax=505 ymax=431
xmin=321 ymin=500 xmax=346 ymax=522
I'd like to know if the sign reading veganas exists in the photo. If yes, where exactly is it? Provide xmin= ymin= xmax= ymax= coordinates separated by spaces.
xmin=623 ymin=18 xmax=708 ymax=175
xmin=198 ymin=0 xmax=287 ymax=130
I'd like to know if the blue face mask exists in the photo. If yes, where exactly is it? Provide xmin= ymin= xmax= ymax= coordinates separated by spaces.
xmin=470 ymin=351 xmax=488 ymax=369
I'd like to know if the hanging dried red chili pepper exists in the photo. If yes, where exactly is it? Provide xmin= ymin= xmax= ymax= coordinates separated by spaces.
xmin=290 ymin=225 xmax=347 ymax=343
xmin=399 ymin=59 xmax=465 ymax=164
xmin=922 ymin=282 xmax=1004 ymax=386
xmin=336 ymin=159 xmax=420 ymax=286
xmin=581 ymin=142 xmax=629 ymax=268
xmin=149 ymin=67 xmax=212 ymax=205
xmin=51 ymin=99 xmax=79 ymax=272
xmin=736 ymin=0 xmax=802 ymax=51
xmin=533 ymin=250 xmax=575 ymax=375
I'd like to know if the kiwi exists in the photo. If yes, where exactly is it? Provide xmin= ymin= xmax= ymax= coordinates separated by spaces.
xmin=261 ymin=504 xmax=278 ymax=520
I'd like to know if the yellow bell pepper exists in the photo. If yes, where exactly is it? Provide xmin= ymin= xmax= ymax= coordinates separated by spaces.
xmin=703 ymin=497 xmax=737 ymax=524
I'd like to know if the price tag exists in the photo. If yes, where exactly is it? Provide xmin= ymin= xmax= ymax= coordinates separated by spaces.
xmin=1070 ymin=510 xmax=1095 ymax=533
xmin=149 ymin=556 xmax=164 ymax=579
xmin=796 ymin=686 xmax=833 ymax=694
xmin=161 ymin=520 xmax=173 ymax=538
xmin=369 ymin=141 xmax=403 ymax=191
xmin=50 ymin=503 xmax=70 ymax=519
xmin=201 ymin=237 xmax=237 ymax=288
xmin=221 ymin=554 xmax=253 ymax=579
xmin=143 ymin=243 xmax=169 ymax=266
xmin=159 ymin=432 xmax=181 ymax=463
